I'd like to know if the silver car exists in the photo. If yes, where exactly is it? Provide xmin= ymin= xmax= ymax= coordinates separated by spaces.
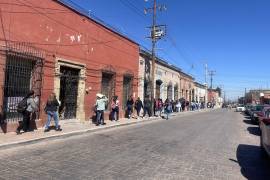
xmin=236 ymin=104 xmax=246 ymax=112
xmin=260 ymin=107 xmax=270 ymax=157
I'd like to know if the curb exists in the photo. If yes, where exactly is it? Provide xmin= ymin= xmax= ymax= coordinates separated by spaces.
xmin=0 ymin=109 xmax=214 ymax=150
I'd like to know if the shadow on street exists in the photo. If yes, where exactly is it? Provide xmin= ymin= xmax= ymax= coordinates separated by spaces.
xmin=236 ymin=144 xmax=270 ymax=180
xmin=247 ymin=126 xmax=261 ymax=136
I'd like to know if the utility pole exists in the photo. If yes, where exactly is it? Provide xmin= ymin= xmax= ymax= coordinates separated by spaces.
xmin=145 ymin=0 xmax=166 ymax=109
xmin=205 ymin=63 xmax=208 ymax=85
xmin=244 ymin=88 xmax=247 ymax=105
xmin=223 ymin=91 xmax=226 ymax=104
xmin=204 ymin=63 xmax=208 ymax=104
xmin=208 ymin=70 xmax=216 ymax=89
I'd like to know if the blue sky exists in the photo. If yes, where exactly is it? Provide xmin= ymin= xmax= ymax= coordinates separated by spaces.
xmin=63 ymin=0 xmax=270 ymax=100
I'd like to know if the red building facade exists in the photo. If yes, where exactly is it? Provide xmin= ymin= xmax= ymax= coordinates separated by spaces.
xmin=0 ymin=0 xmax=139 ymax=132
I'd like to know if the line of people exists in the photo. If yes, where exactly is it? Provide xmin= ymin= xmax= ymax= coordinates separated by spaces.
xmin=94 ymin=94 xmax=207 ymax=124
xmin=16 ymin=91 xmax=62 ymax=135
xmin=16 ymin=90 xmax=206 ymax=135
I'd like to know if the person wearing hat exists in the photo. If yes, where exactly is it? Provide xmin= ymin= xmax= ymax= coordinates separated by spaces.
xmin=95 ymin=93 xmax=108 ymax=126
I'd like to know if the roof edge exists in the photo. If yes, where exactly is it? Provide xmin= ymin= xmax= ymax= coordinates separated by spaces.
xmin=54 ymin=0 xmax=139 ymax=46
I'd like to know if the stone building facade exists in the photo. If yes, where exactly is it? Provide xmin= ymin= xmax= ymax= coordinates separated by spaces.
xmin=246 ymin=90 xmax=270 ymax=104
xmin=179 ymin=72 xmax=195 ymax=102
xmin=194 ymin=82 xmax=207 ymax=103
xmin=138 ymin=50 xmax=181 ymax=101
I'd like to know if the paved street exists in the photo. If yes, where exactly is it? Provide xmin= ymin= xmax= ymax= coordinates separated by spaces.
xmin=0 ymin=109 xmax=269 ymax=180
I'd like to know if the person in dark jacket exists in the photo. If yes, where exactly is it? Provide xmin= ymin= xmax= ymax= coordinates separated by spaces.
xmin=16 ymin=90 xmax=38 ymax=135
xmin=135 ymin=97 xmax=143 ymax=118
xmin=143 ymin=96 xmax=152 ymax=118
xmin=44 ymin=93 xmax=62 ymax=132
xmin=111 ymin=96 xmax=119 ymax=121
xmin=126 ymin=96 xmax=134 ymax=119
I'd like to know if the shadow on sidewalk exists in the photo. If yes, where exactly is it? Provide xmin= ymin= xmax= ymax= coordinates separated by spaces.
xmin=247 ymin=126 xmax=261 ymax=136
xmin=231 ymin=144 xmax=270 ymax=180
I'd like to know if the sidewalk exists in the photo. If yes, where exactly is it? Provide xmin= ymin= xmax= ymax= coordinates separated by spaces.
xmin=0 ymin=109 xmax=212 ymax=150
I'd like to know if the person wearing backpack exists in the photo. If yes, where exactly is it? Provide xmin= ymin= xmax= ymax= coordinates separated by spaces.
xmin=44 ymin=93 xmax=62 ymax=132
xmin=16 ymin=90 xmax=38 ymax=135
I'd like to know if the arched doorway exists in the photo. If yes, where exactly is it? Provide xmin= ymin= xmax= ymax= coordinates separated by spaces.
xmin=156 ymin=79 xmax=163 ymax=99
xmin=174 ymin=84 xmax=179 ymax=100
xmin=167 ymin=82 xmax=173 ymax=100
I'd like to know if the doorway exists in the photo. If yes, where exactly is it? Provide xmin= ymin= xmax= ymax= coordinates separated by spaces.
xmin=122 ymin=76 xmax=133 ymax=109
xmin=59 ymin=66 xmax=80 ymax=119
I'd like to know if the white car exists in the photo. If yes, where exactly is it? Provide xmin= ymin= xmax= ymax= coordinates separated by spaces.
xmin=236 ymin=105 xmax=246 ymax=112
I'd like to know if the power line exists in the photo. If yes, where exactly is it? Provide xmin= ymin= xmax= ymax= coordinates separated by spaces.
xmin=119 ymin=0 xmax=147 ymax=20
xmin=13 ymin=0 xmax=138 ymax=58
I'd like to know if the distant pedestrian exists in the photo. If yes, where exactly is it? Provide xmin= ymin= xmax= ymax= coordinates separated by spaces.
xmin=157 ymin=98 xmax=163 ymax=117
xmin=176 ymin=100 xmax=181 ymax=112
xmin=164 ymin=99 xmax=172 ymax=120
xmin=16 ymin=90 xmax=39 ymax=135
xmin=135 ymin=97 xmax=143 ymax=118
xmin=126 ymin=96 xmax=134 ymax=119
xmin=186 ymin=101 xmax=190 ymax=111
xmin=44 ymin=93 xmax=62 ymax=132
xmin=153 ymin=99 xmax=157 ymax=116
xmin=95 ymin=93 xmax=108 ymax=126
xmin=181 ymin=99 xmax=186 ymax=112
xmin=111 ymin=96 xmax=119 ymax=121
xmin=143 ymin=96 xmax=152 ymax=118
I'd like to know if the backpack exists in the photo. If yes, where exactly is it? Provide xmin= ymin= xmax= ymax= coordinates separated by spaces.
xmin=17 ymin=97 xmax=28 ymax=113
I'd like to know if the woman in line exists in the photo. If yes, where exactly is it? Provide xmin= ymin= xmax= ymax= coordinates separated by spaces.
xmin=126 ymin=96 xmax=134 ymax=119
xmin=135 ymin=97 xmax=143 ymax=118
xmin=164 ymin=98 xmax=172 ymax=120
xmin=44 ymin=93 xmax=62 ymax=132
xmin=111 ymin=96 xmax=120 ymax=121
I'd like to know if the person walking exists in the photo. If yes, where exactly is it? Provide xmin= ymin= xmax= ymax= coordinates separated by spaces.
xmin=153 ymin=99 xmax=157 ymax=116
xmin=176 ymin=100 xmax=181 ymax=112
xmin=126 ymin=96 xmax=134 ymax=119
xmin=95 ymin=93 xmax=108 ymax=126
xmin=135 ymin=97 xmax=143 ymax=118
xmin=181 ymin=99 xmax=186 ymax=112
xmin=16 ymin=90 xmax=38 ymax=135
xmin=44 ymin=93 xmax=62 ymax=132
xmin=143 ymin=96 xmax=152 ymax=118
xmin=164 ymin=99 xmax=172 ymax=120
xmin=111 ymin=96 xmax=119 ymax=121
xmin=157 ymin=98 xmax=163 ymax=117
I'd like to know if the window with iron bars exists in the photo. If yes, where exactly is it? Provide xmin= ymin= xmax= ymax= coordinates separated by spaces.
xmin=2 ymin=50 xmax=43 ymax=123
xmin=101 ymin=72 xmax=115 ymax=110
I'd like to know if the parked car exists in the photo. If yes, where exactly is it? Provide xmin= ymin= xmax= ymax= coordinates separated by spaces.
xmin=247 ymin=104 xmax=256 ymax=116
xmin=251 ymin=105 xmax=270 ymax=124
xmin=259 ymin=106 xmax=270 ymax=157
xmin=245 ymin=104 xmax=253 ymax=116
xmin=236 ymin=104 xmax=246 ymax=112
